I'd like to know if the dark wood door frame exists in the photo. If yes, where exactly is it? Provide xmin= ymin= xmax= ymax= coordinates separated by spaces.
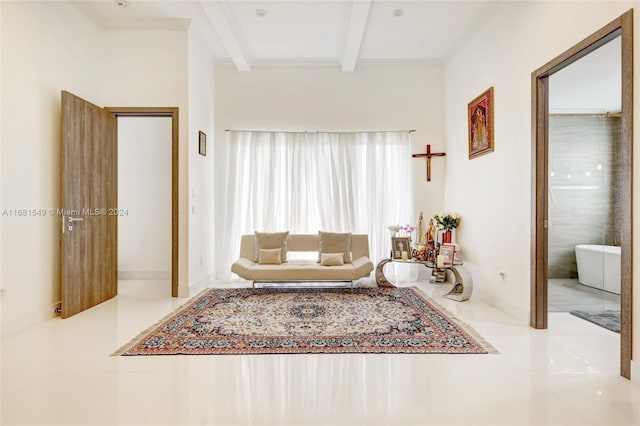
xmin=531 ymin=10 xmax=633 ymax=379
xmin=105 ymin=107 xmax=179 ymax=297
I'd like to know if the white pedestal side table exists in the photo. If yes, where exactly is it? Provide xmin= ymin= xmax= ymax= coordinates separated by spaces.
xmin=375 ymin=258 xmax=473 ymax=302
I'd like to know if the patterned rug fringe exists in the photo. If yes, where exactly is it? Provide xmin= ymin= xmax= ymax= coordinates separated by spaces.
xmin=111 ymin=289 xmax=210 ymax=356
xmin=411 ymin=287 xmax=499 ymax=354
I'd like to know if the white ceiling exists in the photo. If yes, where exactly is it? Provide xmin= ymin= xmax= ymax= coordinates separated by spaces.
xmin=71 ymin=0 xmax=497 ymax=71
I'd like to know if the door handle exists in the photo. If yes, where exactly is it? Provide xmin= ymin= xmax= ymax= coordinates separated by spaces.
xmin=68 ymin=217 xmax=84 ymax=223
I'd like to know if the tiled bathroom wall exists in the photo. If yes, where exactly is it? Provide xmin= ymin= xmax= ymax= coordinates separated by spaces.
xmin=548 ymin=115 xmax=621 ymax=278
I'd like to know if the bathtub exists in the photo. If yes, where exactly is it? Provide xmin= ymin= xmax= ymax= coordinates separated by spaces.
xmin=575 ymin=244 xmax=620 ymax=295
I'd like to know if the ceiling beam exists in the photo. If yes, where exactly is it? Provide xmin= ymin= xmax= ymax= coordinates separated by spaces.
xmin=200 ymin=0 xmax=252 ymax=71
xmin=341 ymin=0 xmax=372 ymax=72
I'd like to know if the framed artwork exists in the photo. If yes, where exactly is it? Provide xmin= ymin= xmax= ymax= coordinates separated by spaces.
xmin=391 ymin=237 xmax=411 ymax=260
xmin=439 ymin=243 xmax=456 ymax=267
xmin=468 ymin=87 xmax=494 ymax=159
xmin=199 ymin=131 xmax=206 ymax=156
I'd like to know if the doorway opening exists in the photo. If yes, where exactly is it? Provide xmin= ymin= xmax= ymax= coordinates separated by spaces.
xmin=117 ymin=116 xmax=172 ymax=287
xmin=546 ymin=37 xmax=622 ymax=316
xmin=106 ymin=107 xmax=179 ymax=297
xmin=530 ymin=10 xmax=633 ymax=378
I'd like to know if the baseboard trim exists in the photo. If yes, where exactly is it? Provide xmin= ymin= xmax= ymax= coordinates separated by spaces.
xmin=630 ymin=360 xmax=640 ymax=385
xmin=473 ymin=287 xmax=529 ymax=324
xmin=1 ymin=301 xmax=59 ymax=338
xmin=118 ymin=271 xmax=171 ymax=280
xmin=182 ymin=274 xmax=213 ymax=298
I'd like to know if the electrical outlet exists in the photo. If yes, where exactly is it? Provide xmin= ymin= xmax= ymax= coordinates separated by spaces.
xmin=0 ymin=288 xmax=5 ymax=299
xmin=499 ymin=271 xmax=506 ymax=281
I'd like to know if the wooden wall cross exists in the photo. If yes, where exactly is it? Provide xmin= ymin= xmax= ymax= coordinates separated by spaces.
xmin=412 ymin=144 xmax=446 ymax=182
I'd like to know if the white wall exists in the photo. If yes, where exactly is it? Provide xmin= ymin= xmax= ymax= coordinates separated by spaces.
xmin=118 ymin=117 xmax=172 ymax=279
xmin=214 ymin=62 xmax=445 ymax=278
xmin=102 ymin=29 xmax=191 ymax=296
xmin=187 ymin=27 xmax=216 ymax=294
xmin=0 ymin=1 xmax=218 ymax=334
xmin=0 ymin=1 xmax=106 ymax=336
xmin=443 ymin=1 xmax=639 ymax=372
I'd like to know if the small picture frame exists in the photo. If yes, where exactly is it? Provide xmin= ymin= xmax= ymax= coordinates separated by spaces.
xmin=468 ymin=87 xmax=494 ymax=159
xmin=391 ymin=237 xmax=411 ymax=260
xmin=439 ymin=243 xmax=456 ymax=267
xmin=198 ymin=131 xmax=206 ymax=156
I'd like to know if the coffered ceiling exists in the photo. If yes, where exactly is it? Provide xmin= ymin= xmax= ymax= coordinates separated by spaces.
xmin=72 ymin=0 xmax=497 ymax=71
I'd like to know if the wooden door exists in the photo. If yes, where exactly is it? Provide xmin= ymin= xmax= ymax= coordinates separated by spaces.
xmin=60 ymin=91 xmax=117 ymax=318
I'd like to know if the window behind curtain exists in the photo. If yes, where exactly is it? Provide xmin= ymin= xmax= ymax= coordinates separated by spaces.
xmin=220 ymin=130 xmax=414 ymax=280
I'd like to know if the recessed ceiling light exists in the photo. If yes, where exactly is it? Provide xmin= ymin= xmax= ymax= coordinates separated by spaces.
xmin=115 ymin=0 xmax=128 ymax=7
xmin=255 ymin=9 xmax=266 ymax=17
xmin=393 ymin=9 xmax=404 ymax=17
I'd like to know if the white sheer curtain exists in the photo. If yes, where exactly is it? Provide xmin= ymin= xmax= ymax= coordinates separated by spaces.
xmin=220 ymin=130 xmax=414 ymax=280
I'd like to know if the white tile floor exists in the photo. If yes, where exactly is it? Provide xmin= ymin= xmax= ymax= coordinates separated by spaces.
xmin=548 ymin=278 xmax=621 ymax=313
xmin=2 ymin=279 xmax=638 ymax=426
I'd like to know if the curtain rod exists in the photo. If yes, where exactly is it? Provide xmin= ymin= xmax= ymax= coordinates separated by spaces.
xmin=224 ymin=129 xmax=416 ymax=134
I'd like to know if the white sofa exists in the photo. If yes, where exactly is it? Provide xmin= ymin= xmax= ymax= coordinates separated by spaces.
xmin=231 ymin=233 xmax=374 ymax=283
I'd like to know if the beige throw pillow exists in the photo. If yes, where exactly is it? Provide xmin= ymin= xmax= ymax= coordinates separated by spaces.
xmin=254 ymin=231 xmax=289 ymax=263
xmin=320 ymin=252 xmax=344 ymax=266
xmin=258 ymin=248 xmax=282 ymax=265
xmin=318 ymin=231 xmax=352 ymax=264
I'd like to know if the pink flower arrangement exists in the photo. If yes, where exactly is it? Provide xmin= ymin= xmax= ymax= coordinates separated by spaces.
xmin=400 ymin=224 xmax=415 ymax=239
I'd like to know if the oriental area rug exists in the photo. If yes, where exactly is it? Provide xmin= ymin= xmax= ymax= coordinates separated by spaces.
xmin=114 ymin=287 xmax=496 ymax=356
